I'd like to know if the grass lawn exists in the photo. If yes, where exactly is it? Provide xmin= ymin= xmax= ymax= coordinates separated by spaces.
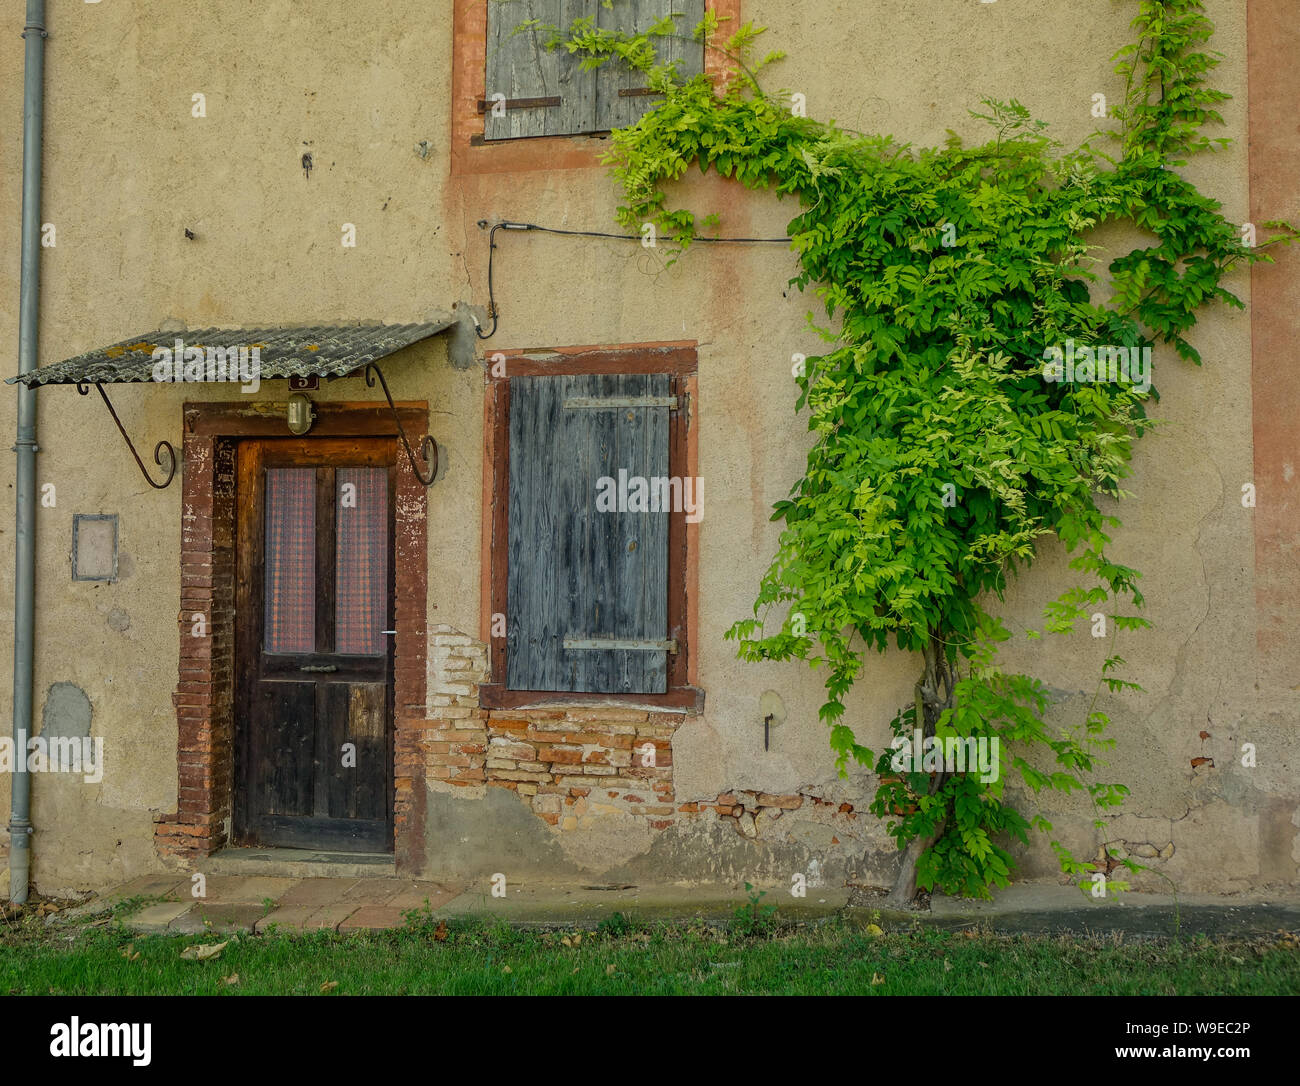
xmin=3 ymin=903 xmax=1298 ymax=995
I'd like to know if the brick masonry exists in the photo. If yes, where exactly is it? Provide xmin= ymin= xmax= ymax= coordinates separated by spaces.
xmin=485 ymin=712 xmax=680 ymax=830
xmin=391 ymin=442 xmax=431 ymax=871
xmin=421 ymin=626 xmax=869 ymax=846
xmin=423 ymin=627 xmax=685 ymax=828
xmin=155 ymin=435 xmax=235 ymax=862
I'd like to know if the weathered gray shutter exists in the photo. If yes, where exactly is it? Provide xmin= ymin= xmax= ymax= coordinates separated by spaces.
xmin=484 ymin=0 xmax=597 ymax=140
xmin=485 ymin=0 xmax=705 ymax=140
xmin=594 ymin=0 xmax=705 ymax=131
xmin=507 ymin=374 xmax=672 ymax=694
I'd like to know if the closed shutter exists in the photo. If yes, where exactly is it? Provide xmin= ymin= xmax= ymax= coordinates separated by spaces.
xmin=485 ymin=0 xmax=597 ymax=141
xmin=594 ymin=0 xmax=706 ymax=132
xmin=485 ymin=0 xmax=705 ymax=141
xmin=507 ymin=373 xmax=673 ymax=693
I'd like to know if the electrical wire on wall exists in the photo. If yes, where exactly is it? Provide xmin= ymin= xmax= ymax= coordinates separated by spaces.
xmin=472 ymin=219 xmax=792 ymax=340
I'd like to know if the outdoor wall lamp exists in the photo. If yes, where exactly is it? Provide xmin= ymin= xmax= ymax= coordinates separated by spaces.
xmin=287 ymin=392 xmax=315 ymax=435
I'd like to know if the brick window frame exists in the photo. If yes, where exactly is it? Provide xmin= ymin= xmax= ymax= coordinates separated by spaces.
xmin=451 ymin=0 xmax=742 ymax=176
xmin=480 ymin=343 xmax=702 ymax=711
xmin=154 ymin=401 xmax=430 ymax=865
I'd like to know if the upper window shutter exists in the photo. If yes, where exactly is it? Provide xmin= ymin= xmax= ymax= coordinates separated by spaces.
xmin=593 ymin=0 xmax=706 ymax=132
xmin=507 ymin=373 xmax=673 ymax=694
xmin=484 ymin=0 xmax=599 ymax=141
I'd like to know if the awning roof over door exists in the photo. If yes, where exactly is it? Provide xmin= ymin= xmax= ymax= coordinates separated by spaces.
xmin=6 ymin=320 xmax=458 ymax=490
xmin=6 ymin=320 xmax=455 ymax=388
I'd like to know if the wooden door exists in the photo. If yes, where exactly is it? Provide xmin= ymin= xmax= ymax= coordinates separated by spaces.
xmin=234 ymin=438 xmax=397 ymax=852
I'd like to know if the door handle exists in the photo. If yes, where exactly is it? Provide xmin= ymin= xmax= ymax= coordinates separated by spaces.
xmin=300 ymin=665 xmax=338 ymax=673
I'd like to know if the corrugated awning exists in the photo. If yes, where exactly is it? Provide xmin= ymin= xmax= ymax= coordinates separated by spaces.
xmin=6 ymin=320 xmax=455 ymax=388
xmin=7 ymin=320 xmax=458 ymax=491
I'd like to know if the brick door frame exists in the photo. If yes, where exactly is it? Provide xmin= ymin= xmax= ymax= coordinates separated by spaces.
xmin=154 ymin=400 xmax=430 ymax=868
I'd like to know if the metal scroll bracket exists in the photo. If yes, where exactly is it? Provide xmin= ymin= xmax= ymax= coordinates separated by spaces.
xmin=77 ymin=382 xmax=177 ymax=490
xmin=363 ymin=363 xmax=438 ymax=486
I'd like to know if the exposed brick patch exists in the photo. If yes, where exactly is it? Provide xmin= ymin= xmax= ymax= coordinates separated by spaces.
xmin=689 ymin=788 xmax=863 ymax=839
xmin=415 ymin=551 xmax=860 ymax=845
xmin=422 ymin=646 xmax=688 ymax=829
xmin=423 ymin=627 xmax=490 ymax=789
xmin=433 ymin=699 xmax=871 ymax=848
xmin=492 ymin=711 xmax=682 ymax=828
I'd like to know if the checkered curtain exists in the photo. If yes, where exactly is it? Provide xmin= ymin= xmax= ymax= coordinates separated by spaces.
xmin=264 ymin=468 xmax=316 ymax=653
xmin=335 ymin=468 xmax=387 ymax=655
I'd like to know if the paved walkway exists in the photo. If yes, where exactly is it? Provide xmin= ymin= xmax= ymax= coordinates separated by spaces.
xmin=54 ymin=874 xmax=1300 ymax=938
xmin=69 ymin=874 xmax=461 ymax=934
xmin=67 ymin=875 xmax=852 ymax=934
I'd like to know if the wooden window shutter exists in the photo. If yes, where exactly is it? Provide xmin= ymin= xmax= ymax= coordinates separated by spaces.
xmin=507 ymin=373 xmax=674 ymax=694
xmin=593 ymin=0 xmax=706 ymax=132
xmin=484 ymin=0 xmax=598 ymax=141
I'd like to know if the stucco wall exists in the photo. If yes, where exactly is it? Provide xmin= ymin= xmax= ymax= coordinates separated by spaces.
xmin=0 ymin=0 xmax=1294 ymax=897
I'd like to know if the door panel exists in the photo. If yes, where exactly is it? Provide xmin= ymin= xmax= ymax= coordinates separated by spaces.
xmin=260 ymin=682 xmax=317 ymax=817
xmin=323 ymin=682 xmax=389 ymax=822
xmin=235 ymin=438 xmax=397 ymax=853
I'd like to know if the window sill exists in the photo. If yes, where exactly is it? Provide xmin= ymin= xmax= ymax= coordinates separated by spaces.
xmin=453 ymin=129 xmax=611 ymax=177
xmin=468 ymin=131 xmax=613 ymax=148
xmin=478 ymin=684 xmax=705 ymax=714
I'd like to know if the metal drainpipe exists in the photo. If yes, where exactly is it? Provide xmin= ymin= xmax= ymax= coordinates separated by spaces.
xmin=9 ymin=0 xmax=47 ymax=905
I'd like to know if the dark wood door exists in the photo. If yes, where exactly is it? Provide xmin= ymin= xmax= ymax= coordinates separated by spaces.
xmin=234 ymin=438 xmax=397 ymax=852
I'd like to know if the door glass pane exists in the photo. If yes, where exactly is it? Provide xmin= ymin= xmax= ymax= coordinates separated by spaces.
xmin=336 ymin=467 xmax=387 ymax=655
xmin=264 ymin=468 xmax=316 ymax=653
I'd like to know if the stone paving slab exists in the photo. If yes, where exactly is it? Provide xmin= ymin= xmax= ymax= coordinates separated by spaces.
xmin=169 ymin=903 xmax=265 ymax=935
xmin=56 ymin=875 xmax=190 ymax=921
xmin=255 ymin=903 xmax=360 ymax=933
xmin=252 ymin=906 xmax=316 ymax=933
xmin=190 ymin=876 xmax=299 ymax=904
xmin=276 ymin=878 xmax=362 ymax=908
xmin=385 ymin=882 xmax=459 ymax=912
xmin=128 ymin=902 xmax=195 ymax=932
xmin=339 ymin=878 xmax=404 ymax=904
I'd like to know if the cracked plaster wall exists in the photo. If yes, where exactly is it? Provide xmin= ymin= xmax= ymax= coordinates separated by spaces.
xmin=0 ymin=1 xmax=1293 ymax=897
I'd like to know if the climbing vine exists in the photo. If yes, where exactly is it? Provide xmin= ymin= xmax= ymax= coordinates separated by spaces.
xmin=532 ymin=0 xmax=1295 ymax=901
